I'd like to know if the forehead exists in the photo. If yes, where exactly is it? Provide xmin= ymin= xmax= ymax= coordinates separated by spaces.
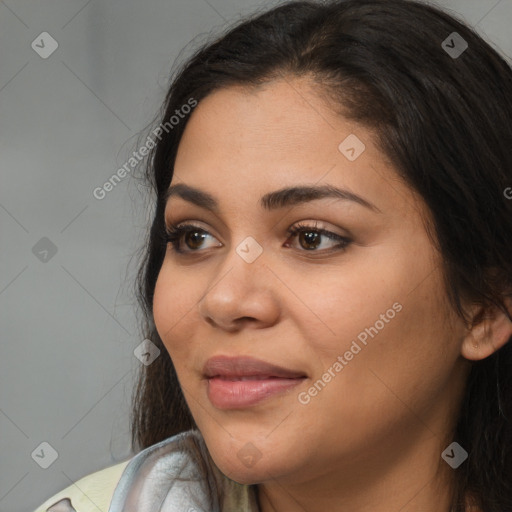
xmin=176 ymin=78 xmax=356 ymax=160
xmin=170 ymin=78 xmax=423 ymax=221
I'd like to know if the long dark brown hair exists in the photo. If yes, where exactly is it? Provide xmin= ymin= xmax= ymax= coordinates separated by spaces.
xmin=129 ymin=1 xmax=512 ymax=510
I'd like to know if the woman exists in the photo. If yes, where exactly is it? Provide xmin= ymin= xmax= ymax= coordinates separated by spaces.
xmin=34 ymin=0 xmax=512 ymax=511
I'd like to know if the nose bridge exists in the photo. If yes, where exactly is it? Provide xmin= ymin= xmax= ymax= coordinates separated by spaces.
xmin=198 ymin=232 xmax=279 ymax=328
xmin=212 ymin=232 xmax=268 ymax=293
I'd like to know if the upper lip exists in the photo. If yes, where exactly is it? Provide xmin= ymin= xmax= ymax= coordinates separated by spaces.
xmin=203 ymin=355 xmax=307 ymax=379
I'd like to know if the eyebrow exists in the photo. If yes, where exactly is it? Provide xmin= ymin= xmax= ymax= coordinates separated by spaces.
xmin=164 ymin=183 xmax=381 ymax=213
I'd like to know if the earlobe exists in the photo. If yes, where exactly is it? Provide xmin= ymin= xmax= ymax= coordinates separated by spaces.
xmin=461 ymin=298 xmax=512 ymax=361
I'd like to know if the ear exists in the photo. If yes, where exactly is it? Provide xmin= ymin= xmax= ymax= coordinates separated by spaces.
xmin=461 ymin=297 xmax=512 ymax=361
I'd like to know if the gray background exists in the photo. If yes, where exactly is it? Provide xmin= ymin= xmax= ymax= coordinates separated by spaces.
xmin=0 ymin=1 xmax=510 ymax=511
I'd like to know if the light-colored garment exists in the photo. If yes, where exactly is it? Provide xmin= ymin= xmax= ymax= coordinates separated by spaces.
xmin=32 ymin=459 xmax=131 ymax=512
xmin=33 ymin=430 xmax=259 ymax=512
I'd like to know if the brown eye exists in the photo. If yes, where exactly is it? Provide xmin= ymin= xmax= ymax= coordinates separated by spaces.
xmin=298 ymin=230 xmax=321 ymax=250
xmin=184 ymin=229 xmax=207 ymax=250
xmin=164 ymin=223 xmax=221 ymax=253
xmin=285 ymin=223 xmax=352 ymax=253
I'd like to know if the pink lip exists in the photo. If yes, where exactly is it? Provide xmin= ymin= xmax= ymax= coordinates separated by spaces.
xmin=203 ymin=355 xmax=307 ymax=409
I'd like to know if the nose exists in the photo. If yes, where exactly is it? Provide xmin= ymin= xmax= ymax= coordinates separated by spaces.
xmin=197 ymin=242 xmax=281 ymax=332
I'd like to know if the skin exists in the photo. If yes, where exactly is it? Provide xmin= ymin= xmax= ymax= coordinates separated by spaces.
xmin=152 ymin=76 xmax=512 ymax=512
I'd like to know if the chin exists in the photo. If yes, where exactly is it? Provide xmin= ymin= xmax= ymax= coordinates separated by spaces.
xmin=201 ymin=431 xmax=296 ymax=485
xmin=221 ymin=466 xmax=267 ymax=485
xmin=211 ymin=453 xmax=284 ymax=485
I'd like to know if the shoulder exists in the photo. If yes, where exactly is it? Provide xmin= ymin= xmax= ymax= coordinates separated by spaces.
xmin=32 ymin=458 xmax=132 ymax=512
xmin=33 ymin=430 xmax=258 ymax=512
xmin=109 ymin=429 xmax=259 ymax=512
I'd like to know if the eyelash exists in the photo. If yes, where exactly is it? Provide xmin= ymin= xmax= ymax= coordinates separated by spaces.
xmin=163 ymin=221 xmax=352 ymax=255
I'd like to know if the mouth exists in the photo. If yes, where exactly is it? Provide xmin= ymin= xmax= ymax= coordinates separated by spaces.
xmin=203 ymin=355 xmax=307 ymax=409
xmin=203 ymin=355 xmax=307 ymax=379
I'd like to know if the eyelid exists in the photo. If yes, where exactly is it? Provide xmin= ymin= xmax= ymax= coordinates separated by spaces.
xmin=165 ymin=219 xmax=222 ymax=241
xmin=165 ymin=217 xmax=348 ymax=237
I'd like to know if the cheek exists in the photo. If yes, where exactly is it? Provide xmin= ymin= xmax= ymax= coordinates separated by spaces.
xmin=290 ymin=245 xmax=457 ymax=410
xmin=300 ymin=238 xmax=446 ymax=356
xmin=152 ymin=262 xmax=198 ymax=361
xmin=289 ymin=253 xmax=405 ymax=364
xmin=288 ymin=302 xmax=455 ymax=464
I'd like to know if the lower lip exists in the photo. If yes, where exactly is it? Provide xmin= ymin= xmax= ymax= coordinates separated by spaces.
xmin=206 ymin=376 xmax=306 ymax=409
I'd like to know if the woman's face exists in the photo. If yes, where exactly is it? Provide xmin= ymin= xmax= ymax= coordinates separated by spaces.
xmin=153 ymin=77 xmax=472 ymax=488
